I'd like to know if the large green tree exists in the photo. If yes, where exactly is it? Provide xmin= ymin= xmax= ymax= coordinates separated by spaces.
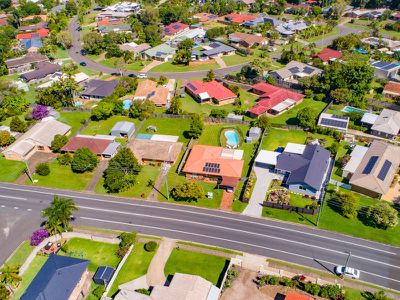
xmin=367 ymin=202 xmax=398 ymax=229
xmin=171 ymin=180 xmax=204 ymax=202
xmin=334 ymin=191 xmax=358 ymax=219
xmin=296 ymin=107 xmax=317 ymax=129
xmin=71 ymin=147 xmax=98 ymax=173
xmin=186 ymin=115 xmax=204 ymax=139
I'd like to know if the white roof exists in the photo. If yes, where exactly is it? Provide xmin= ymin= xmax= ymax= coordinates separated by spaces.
xmin=344 ymin=145 xmax=368 ymax=174
xmin=271 ymin=99 xmax=296 ymax=112
xmin=220 ymin=148 xmax=243 ymax=160
xmin=255 ymin=150 xmax=280 ymax=166
xmin=371 ymin=108 xmax=400 ymax=135
xmin=361 ymin=112 xmax=378 ymax=125
xmin=36 ymin=72 xmax=89 ymax=89
xmin=284 ymin=142 xmax=306 ymax=155
xmin=198 ymin=92 xmax=210 ymax=100
xmin=151 ymin=134 xmax=179 ymax=142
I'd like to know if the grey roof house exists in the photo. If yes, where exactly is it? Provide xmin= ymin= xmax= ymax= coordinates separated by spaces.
xmin=370 ymin=108 xmax=400 ymax=139
xmin=270 ymin=61 xmax=323 ymax=84
xmin=111 ymin=121 xmax=135 ymax=139
xmin=276 ymin=20 xmax=308 ymax=36
xmin=80 ymin=79 xmax=118 ymax=100
xmin=143 ymin=43 xmax=176 ymax=62
xmin=20 ymin=62 xmax=61 ymax=82
xmin=21 ymin=254 xmax=89 ymax=300
xmin=5 ymin=52 xmax=48 ymax=74
xmin=371 ymin=61 xmax=400 ymax=80
xmin=203 ymin=42 xmax=236 ymax=58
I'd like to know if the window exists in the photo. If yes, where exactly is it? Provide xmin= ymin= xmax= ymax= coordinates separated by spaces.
xmin=299 ymin=186 xmax=306 ymax=190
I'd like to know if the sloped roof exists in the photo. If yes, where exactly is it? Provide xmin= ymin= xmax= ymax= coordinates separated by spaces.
xmin=17 ymin=28 xmax=49 ymax=39
xmin=371 ymin=108 xmax=400 ymax=135
xmin=5 ymin=52 xmax=48 ymax=68
xmin=20 ymin=62 xmax=61 ymax=81
xmin=144 ymin=43 xmax=176 ymax=58
xmin=134 ymin=79 xmax=169 ymax=105
xmin=272 ymin=60 xmax=322 ymax=80
xmin=285 ymin=291 xmax=314 ymax=300
xmin=62 ymin=135 xmax=116 ymax=155
xmin=223 ymin=13 xmax=256 ymax=24
xmin=81 ymin=79 xmax=118 ymax=98
xmin=192 ymin=13 xmax=218 ymax=22
xmin=203 ymin=42 xmax=235 ymax=56
xmin=229 ymin=32 xmax=267 ymax=47
xmin=383 ymin=81 xmax=400 ymax=96
xmin=163 ymin=22 xmax=189 ymax=35
xmin=129 ymin=139 xmax=183 ymax=163
xmin=186 ymin=80 xmax=236 ymax=102
xmin=314 ymin=48 xmax=342 ymax=62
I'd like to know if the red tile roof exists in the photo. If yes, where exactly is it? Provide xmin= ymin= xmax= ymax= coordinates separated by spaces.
xmin=185 ymin=80 xmax=236 ymax=102
xmin=62 ymin=136 xmax=113 ymax=155
xmin=223 ymin=13 xmax=256 ymax=24
xmin=163 ymin=22 xmax=189 ymax=35
xmin=17 ymin=28 xmax=49 ymax=40
xmin=0 ymin=18 xmax=7 ymax=26
xmin=314 ymin=48 xmax=342 ymax=62
xmin=97 ymin=17 xmax=122 ymax=26
xmin=285 ymin=291 xmax=314 ymax=300
xmin=384 ymin=81 xmax=400 ymax=95
xmin=192 ymin=13 xmax=218 ymax=23
xmin=247 ymin=83 xmax=304 ymax=117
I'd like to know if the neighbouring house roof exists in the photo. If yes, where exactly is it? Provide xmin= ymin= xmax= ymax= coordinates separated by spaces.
xmin=129 ymin=139 xmax=183 ymax=163
xmin=349 ymin=140 xmax=400 ymax=195
xmin=362 ymin=37 xmax=400 ymax=50
xmin=97 ymin=11 xmax=132 ymax=19
xmin=97 ymin=17 xmax=123 ymax=26
xmin=111 ymin=121 xmax=135 ymax=135
xmin=371 ymin=108 xmax=400 ymax=135
xmin=222 ymin=13 xmax=256 ymax=24
xmin=343 ymin=145 xmax=368 ymax=174
xmin=163 ymin=22 xmax=189 ymax=35
xmin=17 ymin=28 xmax=49 ymax=39
xmin=21 ymin=38 xmax=43 ymax=50
xmin=271 ymin=60 xmax=322 ymax=80
xmin=202 ymin=41 xmax=236 ymax=57
xmin=314 ymin=48 xmax=342 ymax=62
xmin=383 ymin=81 xmax=400 ymax=96
xmin=247 ymin=82 xmax=304 ymax=116
xmin=81 ymin=79 xmax=118 ymax=98
xmin=98 ymin=23 xmax=131 ymax=33
xmin=228 ymin=32 xmax=267 ymax=47
xmin=276 ymin=144 xmax=331 ymax=191
xmin=276 ymin=20 xmax=308 ymax=35
xmin=20 ymin=62 xmax=61 ymax=82
xmin=62 ymin=134 xmax=120 ymax=156
xmin=144 ymin=43 xmax=176 ymax=59
xmin=371 ymin=61 xmax=400 ymax=73
xmin=134 ymin=79 xmax=170 ymax=106
xmin=192 ymin=13 xmax=218 ymax=23
xmin=361 ymin=112 xmax=379 ymax=125
xmin=186 ymin=80 xmax=236 ymax=102
xmin=18 ymin=22 xmax=48 ymax=32
xmin=119 ymin=42 xmax=150 ymax=53
xmin=21 ymin=255 xmax=89 ymax=300
xmin=183 ymin=145 xmax=244 ymax=183
xmin=317 ymin=113 xmax=350 ymax=131
xmin=285 ymin=291 xmax=314 ymax=300
xmin=5 ymin=52 xmax=48 ymax=68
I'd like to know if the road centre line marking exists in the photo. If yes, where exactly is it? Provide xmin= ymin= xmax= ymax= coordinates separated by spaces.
xmin=0 ymin=185 xmax=396 ymax=255
xmin=0 ymin=195 xmax=27 ymax=201
xmin=78 ymin=205 xmax=399 ymax=269
xmin=80 ymin=216 xmax=400 ymax=285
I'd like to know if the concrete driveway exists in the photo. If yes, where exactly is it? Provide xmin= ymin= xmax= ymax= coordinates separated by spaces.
xmin=242 ymin=167 xmax=278 ymax=217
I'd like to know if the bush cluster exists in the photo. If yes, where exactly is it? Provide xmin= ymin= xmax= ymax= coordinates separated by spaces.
xmin=36 ymin=163 xmax=50 ymax=176
xmin=223 ymin=268 xmax=239 ymax=289
xmin=116 ymin=232 xmax=136 ymax=258
xmin=144 ymin=241 xmax=157 ymax=252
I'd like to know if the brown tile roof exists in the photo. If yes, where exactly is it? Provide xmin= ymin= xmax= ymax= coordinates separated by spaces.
xmin=129 ymin=139 xmax=183 ymax=163
xmin=229 ymin=32 xmax=267 ymax=47
xmin=383 ymin=81 xmax=400 ymax=96
xmin=134 ymin=79 xmax=169 ymax=106
xmin=5 ymin=52 xmax=48 ymax=68
xmin=62 ymin=135 xmax=113 ymax=155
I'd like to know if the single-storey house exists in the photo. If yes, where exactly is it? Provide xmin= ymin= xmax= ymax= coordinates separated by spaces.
xmin=119 ymin=42 xmax=151 ymax=57
xmin=270 ymin=61 xmax=323 ymax=84
xmin=129 ymin=138 xmax=183 ymax=165
xmin=143 ymin=43 xmax=176 ymax=62
xmin=62 ymin=135 xmax=120 ymax=158
xmin=221 ymin=13 xmax=257 ymax=25
xmin=371 ymin=61 xmax=400 ymax=80
xmin=185 ymin=80 xmax=237 ymax=105
xmin=349 ymin=140 xmax=400 ymax=198
xmin=370 ymin=108 xmax=400 ymax=139
xmin=228 ymin=32 xmax=268 ymax=48
xmin=5 ymin=52 xmax=48 ymax=74
xmin=285 ymin=291 xmax=314 ymax=300
xmin=21 ymin=255 xmax=89 ymax=300
xmin=362 ymin=37 xmax=400 ymax=51
xmin=383 ymin=81 xmax=400 ymax=98
xmin=163 ymin=22 xmax=189 ymax=37
xmin=247 ymin=82 xmax=304 ymax=117
xmin=183 ymin=145 xmax=244 ymax=190
xmin=313 ymin=48 xmax=342 ymax=64
xmin=111 ymin=121 xmax=135 ymax=139
xmin=18 ymin=21 xmax=48 ymax=32
xmin=80 ymin=79 xmax=118 ymax=100
xmin=317 ymin=113 xmax=349 ymax=131
xmin=96 ymin=11 xmax=132 ymax=21
xmin=21 ymin=38 xmax=43 ymax=52
xmin=276 ymin=20 xmax=308 ymax=36
xmin=104 ymin=2 xmax=141 ymax=13
xmin=20 ymin=62 xmax=61 ymax=82
xmin=133 ymin=79 xmax=170 ymax=107
xmin=345 ymin=8 xmax=386 ymax=19
xmin=98 ymin=23 xmax=131 ymax=34
xmin=202 ymin=42 xmax=236 ymax=58
xmin=16 ymin=28 xmax=49 ymax=40
xmin=342 ymin=145 xmax=368 ymax=179
xmin=3 ymin=117 xmax=71 ymax=161
xmin=192 ymin=13 xmax=218 ymax=23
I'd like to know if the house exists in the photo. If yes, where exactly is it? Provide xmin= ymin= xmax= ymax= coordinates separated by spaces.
xmin=80 ymin=79 xmax=118 ymax=100
xmin=342 ymin=145 xmax=368 ymax=179
xmin=185 ymin=80 xmax=237 ymax=105
xmin=16 ymin=28 xmax=49 ymax=40
xmin=37 ymin=72 xmax=89 ymax=89
xmin=143 ymin=43 xmax=176 ymax=62
xmin=21 ymin=38 xmax=43 ymax=52
xmin=96 ymin=11 xmax=132 ymax=21
xmin=370 ymin=108 xmax=400 ymax=139
xmin=192 ymin=13 xmax=218 ymax=23
xmin=317 ymin=113 xmax=349 ymax=131
xmin=62 ymin=135 xmax=120 ymax=158
xmin=228 ymin=32 xmax=268 ymax=48
xmin=183 ymin=145 xmax=244 ymax=190
xmin=3 ymin=117 xmax=71 ymax=161
xmin=93 ymin=266 xmax=115 ymax=286
xmin=18 ymin=21 xmax=48 ymax=32
xmin=362 ymin=37 xmax=400 ymax=51
xmin=133 ymin=79 xmax=170 ymax=107
xmin=313 ymin=48 xmax=342 ymax=64
xmin=255 ymin=150 xmax=281 ymax=169
xmin=274 ymin=143 xmax=331 ymax=199
xmin=371 ymin=61 xmax=400 ymax=80
xmin=98 ymin=23 xmax=131 ymax=34
xmin=5 ymin=52 xmax=48 ymax=74
xmin=361 ymin=112 xmax=379 ymax=127
xmin=97 ymin=17 xmax=123 ymax=27
xmin=202 ymin=42 xmax=236 ymax=58
xmin=247 ymin=82 xmax=304 ymax=117
xmin=20 ymin=62 xmax=61 ymax=82
xmin=163 ymin=22 xmax=190 ymax=37
xmin=21 ymin=255 xmax=89 ymax=300
xmin=383 ymin=81 xmax=400 ymax=98
xmin=345 ymin=8 xmax=386 ymax=19
xmin=349 ymin=141 xmax=400 ymax=198
xmin=276 ymin=20 xmax=308 ymax=36
xmin=285 ymin=291 xmax=314 ymax=300
xmin=170 ymin=28 xmax=206 ymax=45
xmin=119 ymin=42 xmax=151 ymax=56
xmin=111 ymin=121 xmax=135 ymax=139
xmin=270 ymin=61 xmax=323 ymax=84
xmin=104 ymin=2 xmax=141 ymax=13
xmin=221 ymin=13 xmax=257 ymax=25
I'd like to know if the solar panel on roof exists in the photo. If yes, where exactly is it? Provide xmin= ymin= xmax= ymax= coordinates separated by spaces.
xmin=320 ymin=118 xmax=347 ymax=129
xmin=362 ymin=156 xmax=378 ymax=174
xmin=377 ymin=160 xmax=392 ymax=181
xmin=373 ymin=61 xmax=387 ymax=68
xmin=332 ymin=115 xmax=349 ymax=120
xmin=303 ymin=66 xmax=315 ymax=74
xmin=187 ymin=83 xmax=197 ymax=91
xmin=172 ymin=24 xmax=180 ymax=29
xmin=382 ymin=63 xmax=398 ymax=71
xmin=288 ymin=67 xmax=300 ymax=73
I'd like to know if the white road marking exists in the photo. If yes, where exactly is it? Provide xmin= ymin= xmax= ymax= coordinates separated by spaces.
xmin=0 ymin=195 xmax=27 ymax=201
xmin=80 ymin=216 xmax=400 ymax=285
xmin=13 ymin=207 xmax=18 ymax=209
xmin=0 ymin=205 xmax=4 ymax=208
xmin=0 ymin=185 xmax=396 ymax=255
xmin=27 ymin=208 xmax=32 ymax=211
xmin=77 ymin=206 xmax=399 ymax=270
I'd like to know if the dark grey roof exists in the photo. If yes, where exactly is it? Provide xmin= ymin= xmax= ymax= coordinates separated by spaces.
xmin=20 ymin=62 xmax=61 ymax=82
xmin=81 ymin=79 xmax=118 ymax=98
xmin=21 ymin=254 xmax=89 ymax=300
xmin=203 ymin=42 xmax=235 ymax=56
xmin=93 ymin=266 xmax=115 ymax=282
xmin=276 ymin=144 xmax=330 ymax=191
xmin=5 ymin=53 xmax=48 ymax=68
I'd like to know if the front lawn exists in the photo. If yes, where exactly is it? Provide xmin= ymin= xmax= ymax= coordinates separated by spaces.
xmin=107 ymin=242 xmax=157 ymax=297
xmin=138 ymin=117 xmax=192 ymax=143
xmin=164 ymin=249 xmax=229 ymax=286
xmin=306 ymin=27 xmax=341 ymax=43
xmin=262 ymin=206 xmax=318 ymax=226
xmin=81 ymin=116 xmax=139 ymax=136
xmin=99 ymin=57 xmax=151 ymax=71
xmin=0 ymin=156 xmax=25 ymax=182
xmin=26 ymin=160 xmax=95 ymax=191
xmin=52 ymin=47 xmax=69 ymax=59
xmin=60 ymin=238 xmax=121 ymax=272
xmin=6 ymin=241 xmax=34 ymax=267
xmin=221 ymin=54 xmax=252 ymax=66
xmin=149 ymin=61 xmax=219 ymax=72
xmin=58 ymin=111 xmax=91 ymax=135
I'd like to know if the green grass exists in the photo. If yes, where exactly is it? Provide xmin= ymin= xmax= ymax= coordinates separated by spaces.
xmin=0 ymin=156 xmax=25 ymax=182
xmin=177 ymin=241 xmax=242 ymax=255
xmin=331 ymin=142 xmax=350 ymax=182
xmin=60 ymin=238 xmax=121 ymax=272
xmin=26 ymin=160 xmax=95 ymax=191
xmin=149 ymin=61 xmax=219 ymax=73
xmin=107 ymin=242 xmax=157 ymax=297
xmin=12 ymin=255 xmax=47 ymax=300
xmin=232 ymin=198 xmax=248 ymax=212
xmin=221 ymin=54 xmax=252 ymax=66
xmin=95 ymin=165 xmax=161 ymax=198
xmin=6 ymin=241 xmax=34 ymax=267
xmin=25 ymin=83 xmax=39 ymax=103
xmin=270 ymin=98 xmax=328 ymax=126
xmin=306 ymin=27 xmax=341 ymax=43
xmin=262 ymin=206 xmax=318 ymax=226
xmin=138 ymin=117 xmax=192 ymax=143
xmin=289 ymin=192 xmax=314 ymax=208
xmin=53 ymin=47 xmax=69 ymax=59
xmin=82 ymin=116 xmax=139 ymax=136
xmin=99 ymin=57 xmax=151 ymax=71
xmin=164 ymin=249 xmax=229 ymax=286
xmin=58 ymin=111 xmax=90 ymax=135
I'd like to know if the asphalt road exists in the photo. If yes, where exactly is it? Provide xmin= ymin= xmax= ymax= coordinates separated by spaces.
xmin=0 ymin=182 xmax=399 ymax=291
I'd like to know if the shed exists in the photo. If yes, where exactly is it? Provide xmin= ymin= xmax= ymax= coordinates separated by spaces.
xmin=111 ymin=121 xmax=135 ymax=139
xmin=248 ymin=127 xmax=261 ymax=139
xmin=93 ymin=266 xmax=115 ymax=286
xmin=255 ymin=150 xmax=280 ymax=168
xmin=361 ymin=112 xmax=378 ymax=126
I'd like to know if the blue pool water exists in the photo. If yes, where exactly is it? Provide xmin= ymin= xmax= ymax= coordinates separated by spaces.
xmin=354 ymin=48 xmax=368 ymax=54
xmin=123 ymin=99 xmax=132 ymax=110
xmin=136 ymin=133 xmax=153 ymax=140
xmin=74 ymin=101 xmax=83 ymax=107
xmin=224 ymin=130 xmax=239 ymax=147
xmin=342 ymin=106 xmax=365 ymax=115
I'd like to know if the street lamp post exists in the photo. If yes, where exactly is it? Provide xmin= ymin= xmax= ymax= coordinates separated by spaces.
xmin=344 ymin=251 xmax=352 ymax=269
xmin=24 ymin=159 xmax=33 ymax=183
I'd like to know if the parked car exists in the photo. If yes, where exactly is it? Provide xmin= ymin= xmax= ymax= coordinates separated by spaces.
xmin=77 ymin=26 xmax=82 ymax=31
xmin=128 ymin=74 xmax=136 ymax=78
xmin=334 ymin=266 xmax=360 ymax=279
xmin=137 ymin=73 xmax=147 ymax=79
xmin=80 ymin=49 xmax=87 ymax=56
xmin=80 ymin=62 xmax=87 ymax=66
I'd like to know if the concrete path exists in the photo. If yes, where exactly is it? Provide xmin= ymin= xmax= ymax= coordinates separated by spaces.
xmin=242 ymin=167 xmax=277 ymax=217
xmin=140 ymin=60 xmax=163 ymax=72
xmin=146 ymin=238 xmax=176 ymax=286
xmin=214 ymin=56 xmax=227 ymax=68
xmin=84 ymin=159 xmax=109 ymax=192
xmin=148 ymin=163 xmax=170 ymax=200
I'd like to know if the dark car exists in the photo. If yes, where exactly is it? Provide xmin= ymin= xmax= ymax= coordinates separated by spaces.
xmin=80 ymin=62 xmax=87 ymax=66
xmin=80 ymin=49 xmax=87 ymax=56
xmin=128 ymin=74 xmax=136 ymax=78
xmin=77 ymin=26 xmax=82 ymax=31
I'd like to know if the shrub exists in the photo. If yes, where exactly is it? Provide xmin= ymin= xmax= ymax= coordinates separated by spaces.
xmin=116 ymin=245 xmax=130 ymax=258
xmin=36 ymin=163 xmax=50 ymax=176
xmin=0 ymin=283 xmax=10 ymax=300
xmin=32 ymin=105 xmax=49 ymax=120
xmin=10 ymin=116 xmax=27 ymax=132
xmin=30 ymin=228 xmax=49 ymax=246
xmin=280 ymin=276 xmax=295 ymax=287
xmin=92 ymin=285 xmax=105 ymax=298
xmin=135 ymin=288 xmax=150 ymax=295
xmin=268 ymin=276 xmax=280 ymax=285
xmin=119 ymin=232 xmax=136 ymax=247
xmin=51 ymin=134 xmax=69 ymax=152
xmin=144 ymin=241 xmax=157 ymax=252
xmin=57 ymin=153 xmax=73 ymax=165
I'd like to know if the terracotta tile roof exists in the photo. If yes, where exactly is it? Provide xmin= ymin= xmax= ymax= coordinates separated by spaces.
xmin=134 ymin=79 xmax=169 ymax=106
xmin=163 ymin=22 xmax=189 ymax=35
xmin=229 ymin=32 xmax=267 ymax=47
xmin=0 ymin=18 xmax=7 ymax=26
xmin=17 ymin=28 xmax=49 ymax=39
xmin=97 ymin=17 xmax=122 ymax=26
xmin=248 ymin=83 xmax=304 ymax=116
xmin=383 ymin=81 xmax=400 ymax=96
xmin=185 ymin=80 xmax=236 ymax=102
xmin=223 ymin=13 xmax=256 ymax=24
xmin=192 ymin=13 xmax=218 ymax=23
xmin=285 ymin=291 xmax=314 ymax=300
xmin=62 ymin=135 xmax=113 ymax=155
xmin=314 ymin=48 xmax=342 ymax=62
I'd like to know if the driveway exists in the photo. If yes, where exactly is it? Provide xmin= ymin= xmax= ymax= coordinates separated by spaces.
xmin=242 ymin=167 xmax=278 ymax=217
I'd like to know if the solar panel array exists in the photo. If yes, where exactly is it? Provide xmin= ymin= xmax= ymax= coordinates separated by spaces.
xmin=187 ymin=83 xmax=197 ymax=91
xmin=332 ymin=115 xmax=349 ymax=120
xmin=203 ymin=162 xmax=221 ymax=173
xmin=377 ymin=160 xmax=392 ymax=181
xmin=320 ymin=118 xmax=348 ymax=129
xmin=172 ymin=24 xmax=181 ymax=29
xmin=373 ymin=61 xmax=400 ymax=71
xmin=288 ymin=67 xmax=300 ymax=74
xmin=303 ymin=66 xmax=315 ymax=75
xmin=362 ymin=156 xmax=378 ymax=174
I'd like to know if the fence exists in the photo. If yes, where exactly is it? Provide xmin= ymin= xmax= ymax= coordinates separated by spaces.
xmin=176 ymin=138 xmax=194 ymax=175
xmin=262 ymin=201 xmax=320 ymax=215
xmin=366 ymin=98 xmax=400 ymax=111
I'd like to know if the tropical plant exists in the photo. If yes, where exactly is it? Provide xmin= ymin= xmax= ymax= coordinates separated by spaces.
xmin=0 ymin=264 xmax=21 ymax=290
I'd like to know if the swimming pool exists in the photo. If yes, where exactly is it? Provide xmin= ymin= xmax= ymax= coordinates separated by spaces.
xmin=123 ymin=99 xmax=132 ymax=110
xmin=224 ymin=130 xmax=239 ymax=147
xmin=342 ymin=106 xmax=365 ymax=115
xmin=136 ymin=133 xmax=153 ymax=140
xmin=74 ymin=101 xmax=83 ymax=107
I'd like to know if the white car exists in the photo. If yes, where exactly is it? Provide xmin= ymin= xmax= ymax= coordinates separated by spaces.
xmin=334 ymin=265 xmax=360 ymax=279
xmin=137 ymin=73 xmax=147 ymax=79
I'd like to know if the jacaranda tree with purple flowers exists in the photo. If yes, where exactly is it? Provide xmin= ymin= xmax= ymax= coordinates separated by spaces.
xmin=32 ymin=105 xmax=49 ymax=120
xmin=30 ymin=228 xmax=49 ymax=246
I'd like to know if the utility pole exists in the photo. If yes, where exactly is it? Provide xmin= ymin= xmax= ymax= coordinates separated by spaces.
xmin=344 ymin=251 xmax=351 ymax=269
xmin=24 ymin=159 xmax=33 ymax=183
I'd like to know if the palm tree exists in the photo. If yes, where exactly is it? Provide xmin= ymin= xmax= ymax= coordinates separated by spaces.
xmin=0 ymin=264 xmax=21 ymax=291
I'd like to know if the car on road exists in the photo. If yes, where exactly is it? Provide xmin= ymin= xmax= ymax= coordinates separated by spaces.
xmin=137 ymin=74 xmax=147 ymax=79
xmin=80 ymin=49 xmax=87 ymax=56
xmin=80 ymin=62 xmax=87 ymax=66
xmin=128 ymin=74 xmax=136 ymax=78
xmin=77 ymin=26 xmax=82 ymax=31
xmin=334 ymin=266 xmax=360 ymax=279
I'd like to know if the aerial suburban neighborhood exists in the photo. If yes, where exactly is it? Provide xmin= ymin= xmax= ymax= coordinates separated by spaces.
xmin=0 ymin=0 xmax=400 ymax=299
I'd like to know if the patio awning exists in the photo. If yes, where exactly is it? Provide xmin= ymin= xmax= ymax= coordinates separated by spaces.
xmin=220 ymin=176 xmax=239 ymax=188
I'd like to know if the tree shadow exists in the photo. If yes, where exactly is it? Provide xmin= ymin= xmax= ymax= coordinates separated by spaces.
xmin=216 ymin=259 xmax=231 ymax=288
xmin=285 ymin=117 xmax=299 ymax=125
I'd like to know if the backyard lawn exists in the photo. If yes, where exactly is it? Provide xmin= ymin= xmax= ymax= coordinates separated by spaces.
xmin=107 ymin=242 xmax=157 ymax=297
xmin=26 ymin=160 xmax=95 ymax=191
xmin=0 ymin=156 xmax=25 ymax=182
xmin=149 ymin=61 xmax=219 ymax=72
xmin=138 ymin=117 xmax=192 ymax=143
xmin=164 ymin=249 xmax=229 ymax=286
xmin=58 ymin=111 xmax=91 ymax=135
xmin=60 ymin=238 xmax=121 ymax=272
xmin=82 ymin=115 xmax=139 ymax=136
xmin=6 ymin=241 xmax=34 ymax=267
xmin=52 ymin=47 xmax=69 ymax=59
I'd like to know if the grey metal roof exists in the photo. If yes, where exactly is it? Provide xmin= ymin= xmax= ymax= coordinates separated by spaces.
xmin=21 ymin=254 xmax=89 ymax=300
xmin=103 ymin=141 xmax=120 ymax=156
xmin=112 ymin=121 xmax=135 ymax=133
xmin=203 ymin=42 xmax=235 ymax=57
xmin=81 ymin=80 xmax=118 ymax=98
